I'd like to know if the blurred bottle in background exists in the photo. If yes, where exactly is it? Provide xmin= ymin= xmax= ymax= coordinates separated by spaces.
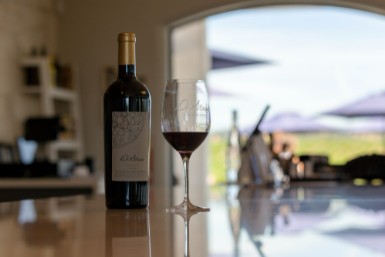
xmin=226 ymin=110 xmax=242 ymax=184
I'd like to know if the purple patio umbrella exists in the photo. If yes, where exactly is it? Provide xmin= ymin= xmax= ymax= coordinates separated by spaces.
xmin=258 ymin=112 xmax=331 ymax=133
xmin=210 ymin=49 xmax=271 ymax=70
xmin=323 ymin=91 xmax=385 ymax=117
xmin=321 ymin=91 xmax=385 ymax=149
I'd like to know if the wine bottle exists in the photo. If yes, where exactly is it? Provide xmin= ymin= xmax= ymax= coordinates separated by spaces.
xmin=104 ymin=32 xmax=151 ymax=209
xmin=105 ymin=209 xmax=151 ymax=257
xmin=226 ymin=110 xmax=241 ymax=183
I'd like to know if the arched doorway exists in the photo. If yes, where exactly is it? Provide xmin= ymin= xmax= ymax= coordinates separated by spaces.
xmin=169 ymin=4 xmax=385 ymax=189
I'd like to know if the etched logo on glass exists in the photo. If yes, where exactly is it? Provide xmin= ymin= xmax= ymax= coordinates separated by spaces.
xmin=112 ymin=112 xmax=145 ymax=148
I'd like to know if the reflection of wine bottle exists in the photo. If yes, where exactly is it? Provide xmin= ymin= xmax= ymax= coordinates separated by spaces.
xmin=104 ymin=32 xmax=151 ymax=209
xmin=226 ymin=110 xmax=241 ymax=183
xmin=226 ymin=186 xmax=241 ymax=257
xmin=105 ymin=209 xmax=151 ymax=257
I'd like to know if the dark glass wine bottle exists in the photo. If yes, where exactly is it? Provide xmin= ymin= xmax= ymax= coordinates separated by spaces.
xmin=104 ymin=32 xmax=151 ymax=209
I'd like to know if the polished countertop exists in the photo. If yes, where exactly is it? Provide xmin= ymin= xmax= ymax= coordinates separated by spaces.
xmin=0 ymin=182 xmax=384 ymax=257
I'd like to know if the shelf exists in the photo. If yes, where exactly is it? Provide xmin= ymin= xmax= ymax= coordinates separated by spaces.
xmin=0 ymin=177 xmax=98 ymax=189
xmin=0 ymin=177 xmax=99 ymax=201
xmin=49 ymin=140 xmax=81 ymax=151
xmin=21 ymin=56 xmax=83 ymax=162
xmin=23 ymin=86 xmax=76 ymax=101
xmin=49 ymin=87 xmax=76 ymax=101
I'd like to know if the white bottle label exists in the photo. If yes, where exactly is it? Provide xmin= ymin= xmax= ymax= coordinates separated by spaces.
xmin=111 ymin=111 xmax=150 ymax=182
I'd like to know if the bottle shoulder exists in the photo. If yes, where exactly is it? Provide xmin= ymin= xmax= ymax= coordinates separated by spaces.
xmin=105 ymin=77 xmax=151 ymax=98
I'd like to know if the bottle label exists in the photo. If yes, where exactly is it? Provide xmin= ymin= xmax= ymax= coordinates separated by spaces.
xmin=111 ymin=112 xmax=150 ymax=181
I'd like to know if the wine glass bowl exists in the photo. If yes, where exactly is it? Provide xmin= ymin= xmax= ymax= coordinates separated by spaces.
xmin=161 ymin=79 xmax=210 ymax=214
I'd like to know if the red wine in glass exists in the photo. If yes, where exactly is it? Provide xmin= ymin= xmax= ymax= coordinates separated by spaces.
xmin=162 ymin=132 xmax=208 ymax=158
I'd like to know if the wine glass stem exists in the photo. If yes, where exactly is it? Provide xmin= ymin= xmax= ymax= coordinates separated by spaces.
xmin=182 ymin=156 xmax=190 ymax=203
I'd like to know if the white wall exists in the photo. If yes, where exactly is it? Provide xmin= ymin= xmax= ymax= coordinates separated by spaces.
xmin=0 ymin=0 xmax=58 ymax=143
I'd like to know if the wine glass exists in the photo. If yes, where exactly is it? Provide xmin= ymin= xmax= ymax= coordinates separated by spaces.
xmin=161 ymin=79 xmax=210 ymax=214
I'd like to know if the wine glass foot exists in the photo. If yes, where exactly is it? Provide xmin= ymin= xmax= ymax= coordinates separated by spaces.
xmin=166 ymin=200 xmax=210 ymax=214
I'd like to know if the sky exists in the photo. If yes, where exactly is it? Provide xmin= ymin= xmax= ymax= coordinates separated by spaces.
xmin=206 ymin=5 xmax=385 ymax=132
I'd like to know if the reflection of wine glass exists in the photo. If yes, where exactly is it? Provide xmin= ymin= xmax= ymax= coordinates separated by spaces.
xmin=161 ymin=79 xmax=210 ymax=214
xmin=174 ymin=211 xmax=200 ymax=257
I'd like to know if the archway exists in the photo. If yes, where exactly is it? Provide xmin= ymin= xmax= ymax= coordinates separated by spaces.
xmin=169 ymin=4 xmax=385 ymax=188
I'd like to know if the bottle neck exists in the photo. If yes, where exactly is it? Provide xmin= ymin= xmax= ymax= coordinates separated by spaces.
xmin=117 ymin=33 xmax=136 ymax=78
xmin=232 ymin=110 xmax=238 ymax=127
xmin=118 ymin=64 xmax=136 ymax=78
